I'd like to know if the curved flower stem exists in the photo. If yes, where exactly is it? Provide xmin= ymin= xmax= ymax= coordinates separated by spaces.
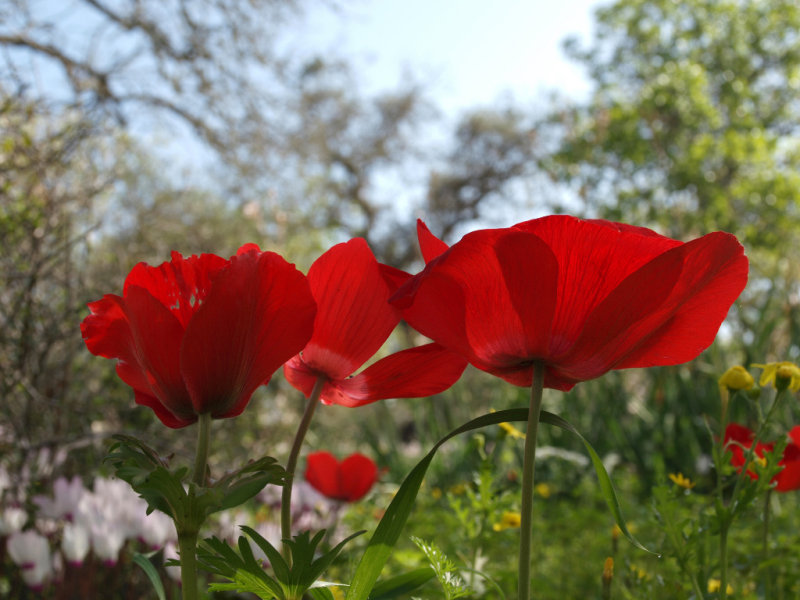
xmin=281 ymin=376 xmax=325 ymax=562
xmin=518 ymin=361 xmax=545 ymax=600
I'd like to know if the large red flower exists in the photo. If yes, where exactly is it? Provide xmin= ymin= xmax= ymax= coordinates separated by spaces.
xmin=725 ymin=424 xmax=800 ymax=492
xmin=81 ymin=245 xmax=316 ymax=428
xmin=391 ymin=216 xmax=748 ymax=391
xmin=283 ymin=238 xmax=467 ymax=407
xmin=305 ymin=451 xmax=378 ymax=502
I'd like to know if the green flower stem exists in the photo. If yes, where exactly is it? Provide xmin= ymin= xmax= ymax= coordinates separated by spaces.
xmin=281 ymin=375 xmax=325 ymax=562
xmin=192 ymin=412 xmax=212 ymax=487
xmin=180 ymin=412 xmax=212 ymax=600
xmin=518 ymin=361 xmax=545 ymax=600
xmin=762 ymin=488 xmax=773 ymax=598
xmin=719 ymin=526 xmax=729 ymax=600
xmin=178 ymin=528 xmax=200 ymax=600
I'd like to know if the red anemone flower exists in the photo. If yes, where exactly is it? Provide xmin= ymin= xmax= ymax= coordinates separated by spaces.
xmin=283 ymin=238 xmax=467 ymax=407
xmin=305 ymin=451 xmax=378 ymax=502
xmin=391 ymin=216 xmax=748 ymax=391
xmin=81 ymin=245 xmax=316 ymax=428
xmin=724 ymin=423 xmax=800 ymax=492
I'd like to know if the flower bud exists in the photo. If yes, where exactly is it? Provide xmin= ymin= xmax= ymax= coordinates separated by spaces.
xmin=718 ymin=365 xmax=754 ymax=391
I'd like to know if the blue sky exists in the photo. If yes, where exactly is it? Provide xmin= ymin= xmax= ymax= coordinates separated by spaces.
xmin=292 ymin=0 xmax=601 ymax=114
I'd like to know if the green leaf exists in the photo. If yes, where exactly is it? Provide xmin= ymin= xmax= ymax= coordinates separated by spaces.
xmin=199 ymin=527 xmax=364 ymax=600
xmin=367 ymin=568 xmax=435 ymax=600
xmin=538 ymin=411 xmax=653 ymax=554
xmin=132 ymin=552 xmax=167 ymax=600
xmin=307 ymin=589 xmax=337 ymax=600
xmin=345 ymin=408 xmax=651 ymax=600
xmin=213 ymin=456 xmax=287 ymax=513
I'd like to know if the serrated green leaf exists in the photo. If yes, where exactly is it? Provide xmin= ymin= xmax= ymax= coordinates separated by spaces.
xmin=206 ymin=567 xmax=285 ymax=599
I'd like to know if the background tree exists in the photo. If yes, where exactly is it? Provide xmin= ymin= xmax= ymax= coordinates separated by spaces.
xmin=545 ymin=0 xmax=800 ymax=270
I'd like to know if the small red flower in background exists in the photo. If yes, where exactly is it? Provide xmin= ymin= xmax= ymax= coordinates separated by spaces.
xmin=392 ymin=216 xmax=748 ymax=391
xmin=724 ymin=423 xmax=800 ymax=492
xmin=305 ymin=451 xmax=378 ymax=502
xmin=81 ymin=245 xmax=316 ymax=428
xmin=283 ymin=238 xmax=467 ymax=407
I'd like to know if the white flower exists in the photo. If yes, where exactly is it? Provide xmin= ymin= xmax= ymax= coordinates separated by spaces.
xmin=163 ymin=541 xmax=182 ymax=582
xmin=137 ymin=509 xmax=175 ymax=549
xmin=62 ymin=522 xmax=90 ymax=565
xmin=7 ymin=530 xmax=52 ymax=590
xmin=0 ymin=506 xmax=27 ymax=535
xmin=34 ymin=476 xmax=86 ymax=520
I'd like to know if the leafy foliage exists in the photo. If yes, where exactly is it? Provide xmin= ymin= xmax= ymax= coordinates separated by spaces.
xmin=550 ymin=0 xmax=800 ymax=252
xmin=105 ymin=435 xmax=286 ymax=526
xmin=198 ymin=527 xmax=363 ymax=600
xmin=410 ymin=537 xmax=471 ymax=600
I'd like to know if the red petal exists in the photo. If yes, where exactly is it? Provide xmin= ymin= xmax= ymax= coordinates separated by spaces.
xmin=132 ymin=389 xmax=194 ymax=428
xmin=82 ymin=290 xmax=196 ymax=426
xmin=320 ymin=343 xmax=468 ymax=407
xmin=339 ymin=454 xmax=378 ymax=501
xmin=301 ymin=239 xmax=400 ymax=380
xmin=551 ymin=242 xmax=686 ymax=383
xmin=283 ymin=355 xmax=319 ymax=399
xmin=378 ymin=263 xmax=413 ymax=294
xmin=493 ymin=231 xmax=559 ymax=361
xmin=305 ymin=451 xmax=341 ymax=499
xmin=788 ymin=426 xmax=800 ymax=447
xmin=724 ymin=423 xmax=754 ymax=473
xmin=514 ymin=215 xmax=682 ymax=354
xmin=181 ymin=250 xmax=316 ymax=418
xmin=123 ymin=252 xmax=228 ymax=329
xmin=776 ymin=433 xmax=800 ymax=492
xmin=609 ymin=232 xmax=748 ymax=369
xmin=417 ymin=219 xmax=449 ymax=262
xmin=394 ymin=230 xmax=558 ymax=383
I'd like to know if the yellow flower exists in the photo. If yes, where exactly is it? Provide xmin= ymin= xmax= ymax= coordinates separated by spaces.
xmin=448 ymin=483 xmax=467 ymax=496
xmin=534 ymin=483 xmax=552 ymax=498
xmin=492 ymin=511 xmax=522 ymax=531
xmin=329 ymin=587 xmax=346 ymax=600
xmin=707 ymin=579 xmax=734 ymax=594
xmin=612 ymin=522 xmax=637 ymax=540
xmin=752 ymin=361 xmax=800 ymax=392
xmin=668 ymin=472 xmax=696 ymax=489
xmin=629 ymin=564 xmax=648 ymax=581
xmin=431 ymin=487 xmax=443 ymax=500
xmin=718 ymin=365 xmax=754 ymax=391
xmin=499 ymin=421 xmax=526 ymax=439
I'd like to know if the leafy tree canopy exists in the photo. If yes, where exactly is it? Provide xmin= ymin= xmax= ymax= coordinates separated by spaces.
xmin=546 ymin=0 xmax=800 ymax=261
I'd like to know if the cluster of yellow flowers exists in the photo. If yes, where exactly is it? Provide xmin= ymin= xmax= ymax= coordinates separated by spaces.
xmin=719 ymin=361 xmax=800 ymax=392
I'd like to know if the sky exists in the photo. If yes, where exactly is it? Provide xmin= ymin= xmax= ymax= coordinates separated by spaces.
xmin=292 ymin=0 xmax=602 ymax=115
